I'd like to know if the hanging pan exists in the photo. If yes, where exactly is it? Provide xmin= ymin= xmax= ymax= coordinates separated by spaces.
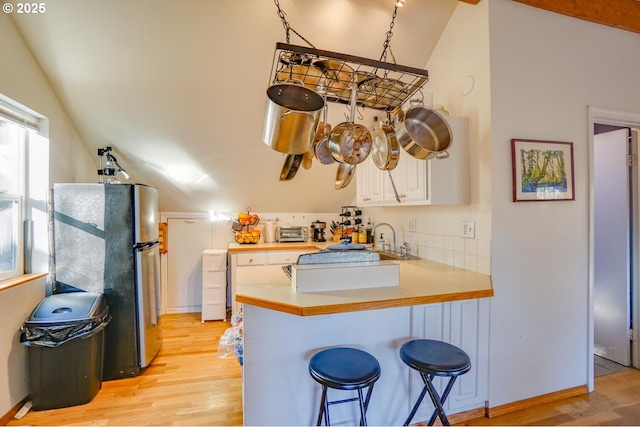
xmin=335 ymin=163 xmax=356 ymax=189
xmin=327 ymin=79 xmax=372 ymax=165
xmin=314 ymin=102 xmax=335 ymax=165
xmin=396 ymin=99 xmax=452 ymax=160
xmin=279 ymin=154 xmax=303 ymax=181
xmin=372 ymin=121 xmax=401 ymax=202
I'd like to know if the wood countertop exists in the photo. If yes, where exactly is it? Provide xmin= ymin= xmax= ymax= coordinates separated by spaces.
xmin=227 ymin=241 xmax=331 ymax=252
xmin=235 ymin=258 xmax=493 ymax=316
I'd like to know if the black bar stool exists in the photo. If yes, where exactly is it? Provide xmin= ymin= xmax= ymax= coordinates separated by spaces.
xmin=309 ymin=347 xmax=381 ymax=426
xmin=400 ymin=339 xmax=471 ymax=426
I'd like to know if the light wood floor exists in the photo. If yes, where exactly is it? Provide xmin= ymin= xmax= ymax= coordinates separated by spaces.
xmin=7 ymin=313 xmax=243 ymax=426
xmin=6 ymin=313 xmax=640 ymax=426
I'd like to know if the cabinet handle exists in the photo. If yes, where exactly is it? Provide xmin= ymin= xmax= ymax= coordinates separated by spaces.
xmin=400 ymin=194 xmax=407 ymax=199
xmin=249 ymin=259 xmax=253 ymax=263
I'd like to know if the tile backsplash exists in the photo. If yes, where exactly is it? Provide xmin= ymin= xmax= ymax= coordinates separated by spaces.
xmin=403 ymin=230 xmax=491 ymax=275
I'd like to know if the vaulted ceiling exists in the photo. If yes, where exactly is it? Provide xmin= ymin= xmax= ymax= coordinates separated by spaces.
xmin=9 ymin=0 xmax=640 ymax=213
xmin=11 ymin=0 xmax=458 ymax=213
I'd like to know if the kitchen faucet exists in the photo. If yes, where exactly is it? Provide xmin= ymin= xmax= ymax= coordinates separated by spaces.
xmin=373 ymin=222 xmax=396 ymax=253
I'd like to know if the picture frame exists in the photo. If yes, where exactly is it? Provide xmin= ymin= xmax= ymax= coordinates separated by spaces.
xmin=511 ymin=139 xmax=575 ymax=202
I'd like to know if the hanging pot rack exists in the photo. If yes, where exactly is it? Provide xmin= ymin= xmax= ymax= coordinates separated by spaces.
xmin=269 ymin=42 xmax=429 ymax=113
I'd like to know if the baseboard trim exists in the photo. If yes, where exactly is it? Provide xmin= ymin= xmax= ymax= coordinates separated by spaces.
xmin=411 ymin=407 xmax=485 ymax=425
xmin=0 ymin=396 xmax=29 ymax=426
xmin=486 ymin=384 xmax=588 ymax=418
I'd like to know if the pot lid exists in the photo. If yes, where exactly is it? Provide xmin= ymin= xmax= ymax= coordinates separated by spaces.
xmin=327 ymin=241 xmax=365 ymax=250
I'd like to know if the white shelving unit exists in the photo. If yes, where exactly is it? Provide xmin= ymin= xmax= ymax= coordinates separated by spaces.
xmin=201 ymin=249 xmax=228 ymax=322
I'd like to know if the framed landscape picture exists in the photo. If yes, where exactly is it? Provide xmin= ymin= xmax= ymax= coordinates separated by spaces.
xmin=511 ymin=139 xmax=575 ymax=202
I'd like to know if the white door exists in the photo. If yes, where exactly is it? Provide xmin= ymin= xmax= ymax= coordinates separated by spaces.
xmin=594 ymin=128 xmax=631 ymax=366
xmin=166 ymin=217 xmax=213 ymax=314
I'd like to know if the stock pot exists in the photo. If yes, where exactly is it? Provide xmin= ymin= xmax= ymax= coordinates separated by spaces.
xmin=263 ymin=81 xmax=324 ymax=155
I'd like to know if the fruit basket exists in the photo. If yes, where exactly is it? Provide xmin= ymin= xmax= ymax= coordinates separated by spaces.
xmin=233 ymin=209 xmax=261 ymax=244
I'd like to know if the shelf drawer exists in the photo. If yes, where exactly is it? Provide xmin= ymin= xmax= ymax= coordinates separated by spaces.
xmin=203 ymin=270 xmax=225 ymax=285
xmin=267 ymin=250 xmax=310 ymax=265
xmin=235 ymin=252 xmax=267 ymax=266
xmin=203 ymin=250 xmax=227 ymax=270
xmin=201 ymin=301 xmax=225 ymax=321
xmin=203 ymin=285 xmax=225 ymax=300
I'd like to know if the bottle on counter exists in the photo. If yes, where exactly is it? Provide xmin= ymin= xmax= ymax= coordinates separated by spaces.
xmin=358 ymin=226 xmax=367 ymax=244
xmin=365 ymin=219 xmax=373 ymax=245
xmin=377 ymin=233 xmax=386 ymax=251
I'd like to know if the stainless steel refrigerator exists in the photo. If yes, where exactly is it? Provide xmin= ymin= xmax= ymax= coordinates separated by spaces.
xmin=50 ymin=183 xmax=162 ymax=380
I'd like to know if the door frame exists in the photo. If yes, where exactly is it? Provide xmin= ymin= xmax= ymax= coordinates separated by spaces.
xmin=588 ymin=106 xmax=640 ymax=391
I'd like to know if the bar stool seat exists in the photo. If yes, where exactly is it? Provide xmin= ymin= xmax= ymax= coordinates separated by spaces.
xmin=400 ymin=339 xmax=471 ymax=426
xmin=309 ymin=347 xmax=381 ymax=426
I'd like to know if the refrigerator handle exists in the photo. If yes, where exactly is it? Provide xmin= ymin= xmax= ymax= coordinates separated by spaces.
xmin=134 ymin=241 xmax=159 ymax=251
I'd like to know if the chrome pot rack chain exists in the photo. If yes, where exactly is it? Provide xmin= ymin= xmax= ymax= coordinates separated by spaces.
xmin=270 ymin=43 xmax=429 ymax=113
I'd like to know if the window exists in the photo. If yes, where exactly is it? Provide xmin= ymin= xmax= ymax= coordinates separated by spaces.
xmin=0 ymin=96 xmax=43 ymax=282
xmin=0 ymin=119 xmax=25 ymax=280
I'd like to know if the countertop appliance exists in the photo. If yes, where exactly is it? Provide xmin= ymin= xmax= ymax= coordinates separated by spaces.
xmin=276 ymin=226 xmax=308 ymax=242
xmin=51 ymin=183 xmax=162 ymax=380
xmin=310 ymin=221 xmax=326 ymax=242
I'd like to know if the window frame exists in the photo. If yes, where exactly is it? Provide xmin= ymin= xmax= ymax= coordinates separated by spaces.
xmin=0 ymin=96 xmax=39 ymax=282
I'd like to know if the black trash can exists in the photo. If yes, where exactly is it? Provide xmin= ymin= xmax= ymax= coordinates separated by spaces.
xmin=20 ymin=292 xmax=110 ymax=410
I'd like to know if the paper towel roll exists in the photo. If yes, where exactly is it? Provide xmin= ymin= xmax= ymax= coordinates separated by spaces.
xmin=264 ymin=220 xmax=275 ymax=243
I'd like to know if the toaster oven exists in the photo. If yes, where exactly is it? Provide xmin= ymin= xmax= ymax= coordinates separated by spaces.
xmin=276 ymin=226 xmax=308 ymax=242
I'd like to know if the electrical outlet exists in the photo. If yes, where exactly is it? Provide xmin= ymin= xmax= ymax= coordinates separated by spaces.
xmin=462 ymin=221 xmax=475 ymax=238
xmin=408 ymin=218 xmax=417 ymax=232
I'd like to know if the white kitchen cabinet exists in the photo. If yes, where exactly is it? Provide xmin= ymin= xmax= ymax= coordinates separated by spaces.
xmin=229 ymin=249 xmax=315 ymax=315
xmin=201 ymin=249 xmax=228 ymax=322
xmin=356 ymin=116 xmax=469 ymax=206
xmin=355 ymin=157 xmax=384 ymax=206
xmin=408 ymin=298 xmax=490 ymax=421
xmin=383 ymin=154 xmax=427 ymax=204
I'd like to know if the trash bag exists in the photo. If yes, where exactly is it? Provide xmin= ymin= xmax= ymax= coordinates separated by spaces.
xmin=20 ymin=292 xmax=111 ymax=348
xmin=21 ymin=312 xmax=111 ymax=347
xmin=218 ymin=309 xmax=243 ymax=364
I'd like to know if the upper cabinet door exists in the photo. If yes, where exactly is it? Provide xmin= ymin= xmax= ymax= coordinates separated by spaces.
xmin=355 ymin=116 xmax=469 ymax=206
xmin=356 ymin=157 xmax=384 ymax=206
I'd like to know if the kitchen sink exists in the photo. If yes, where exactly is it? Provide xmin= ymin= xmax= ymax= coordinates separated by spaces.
xmin=371 ymin=251 xmax=421 ymax=261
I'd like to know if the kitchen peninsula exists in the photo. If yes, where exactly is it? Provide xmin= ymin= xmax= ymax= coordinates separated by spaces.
xmin=233 ymin=244 xmax=493 ymax=426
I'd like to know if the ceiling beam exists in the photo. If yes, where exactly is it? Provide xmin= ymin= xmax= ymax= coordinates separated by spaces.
xmin=513 ymin=0 xmax=640 ymax=35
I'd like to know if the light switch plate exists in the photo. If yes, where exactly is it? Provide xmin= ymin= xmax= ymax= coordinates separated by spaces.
xmin=463 ymin=221 xmax=475 ymax=238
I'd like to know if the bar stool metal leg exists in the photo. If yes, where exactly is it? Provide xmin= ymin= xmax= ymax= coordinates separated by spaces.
xmin=400 ymin=339 xmax=471 ymax=427
xmin=424 ymin=375 xmax=459 ymax=426
xmin=403 ymin=373 xmax=430 ymax=426
xmin=317 ymin=385 xmax=329 ymax=426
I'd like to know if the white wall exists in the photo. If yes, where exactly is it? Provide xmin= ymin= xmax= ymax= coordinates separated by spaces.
xmin=362 ymin=1 xmax=492 ymax=275
xmin=358 ymin=0 xmax=640 ymax=412
xmin=0 ymin=278 xmax=46 ymax=419
xmin=0 ymin=13 xmax=95 ymax=417
xmin=488 ymin=1 xmax=640 ymax=407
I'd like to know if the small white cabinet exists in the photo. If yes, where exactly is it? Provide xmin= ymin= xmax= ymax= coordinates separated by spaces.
xmin=201 ymin=249 xmax=228 ymax=322
xmin=229 ymin=249 xmax=316 ymax=315
xmin=356 ymin=157 xmax=384 ymax=206
xmin=356 ymin=116 xmax=469 ymax=206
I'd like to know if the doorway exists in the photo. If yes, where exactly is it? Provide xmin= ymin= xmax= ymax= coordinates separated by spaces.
xmin=589 ymin=106 xmax=640 ymax=391
xmin=593 ymin=126 xmax=632 ymax=369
